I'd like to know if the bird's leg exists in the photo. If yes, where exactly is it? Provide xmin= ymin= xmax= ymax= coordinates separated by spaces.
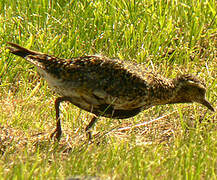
xmin=50 ymin=96 xmax=71 ymax=141
xmin=85 ymin=116 xmax=98 ymax=141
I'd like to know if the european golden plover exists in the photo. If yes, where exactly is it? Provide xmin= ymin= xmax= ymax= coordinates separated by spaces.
xmin=7 ymin=42 xmax=215 ymax=140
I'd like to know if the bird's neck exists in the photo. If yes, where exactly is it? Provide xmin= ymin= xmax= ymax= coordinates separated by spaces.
xmin=162 ymin=78 xmax=191 ymax=105
xmin=149 ymin=78 xmax=189 ymax=106
xmin=149 ymin=80 xmax=174 ymax=104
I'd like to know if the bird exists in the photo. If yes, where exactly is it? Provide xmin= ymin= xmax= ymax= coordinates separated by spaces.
xmin=6 ymin=42 xmax=215 ymax=141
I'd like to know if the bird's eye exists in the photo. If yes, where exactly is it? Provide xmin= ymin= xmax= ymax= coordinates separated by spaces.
xmin=183 ymin=86 xmax=189 ymax=91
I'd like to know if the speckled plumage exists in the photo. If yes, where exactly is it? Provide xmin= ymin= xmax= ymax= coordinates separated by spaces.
xmin=7 ymin=42 xmax=215 ymax=140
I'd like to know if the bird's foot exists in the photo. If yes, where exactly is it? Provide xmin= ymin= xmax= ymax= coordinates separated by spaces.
xmin=86 ymin=131 xmax=92 ymax=142
xmin=50 ymin=128 xmax=62 ymax=141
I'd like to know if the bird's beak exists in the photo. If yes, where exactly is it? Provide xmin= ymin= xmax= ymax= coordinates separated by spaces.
xmin=200 ymin=99 xmax=215 ymax=112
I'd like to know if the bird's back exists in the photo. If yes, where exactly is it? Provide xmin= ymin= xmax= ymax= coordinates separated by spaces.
xmin=50 ymin=56 xmax=149 ymax=98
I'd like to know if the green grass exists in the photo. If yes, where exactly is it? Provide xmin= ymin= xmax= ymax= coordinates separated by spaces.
xmin=0 ymin=0 xmax=216 ymax=179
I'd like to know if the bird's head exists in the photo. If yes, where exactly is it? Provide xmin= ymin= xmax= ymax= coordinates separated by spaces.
xmin=173 ymin=74 xmax=214 ymax=111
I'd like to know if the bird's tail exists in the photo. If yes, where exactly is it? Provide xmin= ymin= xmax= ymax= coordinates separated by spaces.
xmin=6 ymin=42 xmax=43 ymax=58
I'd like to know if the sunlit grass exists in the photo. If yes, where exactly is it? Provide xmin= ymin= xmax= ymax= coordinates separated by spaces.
xmin=0 ymin=0 xmax=216 ymax=179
